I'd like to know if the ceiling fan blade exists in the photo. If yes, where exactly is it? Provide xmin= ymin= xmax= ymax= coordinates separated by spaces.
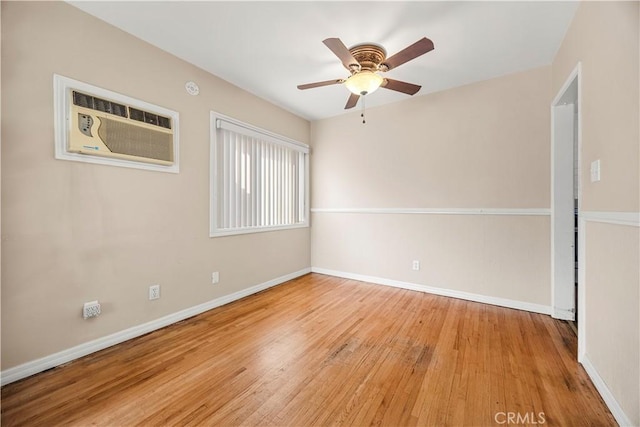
xmin=344 ymin=93 xmax=360 ymax=109
xmin=323 ymin=38 xmax=360 ymax=70
xmin=297 ymin=79 xmax=343 ymax=90
xmin=382 ymin=78 xmax=422 ymax=95
xmin=383 ymin=37 xmax=434 ymax=71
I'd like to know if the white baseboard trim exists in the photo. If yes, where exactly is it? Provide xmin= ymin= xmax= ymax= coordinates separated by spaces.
xmin=0 ymin=268 xmax=311 ymax=386
xmin=581 ymin=355 xmax=634 ymax=426
xmin=552 ymin=307 xmax=575 ymax=321
xmin=311 ymin=267 xmax=552 ymax=315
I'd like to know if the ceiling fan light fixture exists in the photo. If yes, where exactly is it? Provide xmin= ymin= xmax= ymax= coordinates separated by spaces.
xmin=344 ymin=71 xmax=384 ymax=96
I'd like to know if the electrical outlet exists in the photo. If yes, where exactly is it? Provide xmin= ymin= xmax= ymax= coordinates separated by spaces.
xmin=149 ymin=284 xmax=160 ymax=300
xmin=412 ymin=260 xmax=420 ymax=271
xmin=212 ymin=272 xmax=220 ymax=284
xmin=83 ymin=301 xmax=101 ymax=319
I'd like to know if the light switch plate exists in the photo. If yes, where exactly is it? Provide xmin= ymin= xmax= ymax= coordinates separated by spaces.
xmin=590 ymin=159 xmax=601 ymax=182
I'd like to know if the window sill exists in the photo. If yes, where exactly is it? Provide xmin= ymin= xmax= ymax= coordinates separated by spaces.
xmin=209 ymin=222 xmax=309 ymax=238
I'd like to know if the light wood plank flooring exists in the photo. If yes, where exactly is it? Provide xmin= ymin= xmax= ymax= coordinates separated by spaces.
xmin=2 ymin=273 xmax=616 ymax=426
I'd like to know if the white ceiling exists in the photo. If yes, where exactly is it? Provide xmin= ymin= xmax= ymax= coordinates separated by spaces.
xmin=68 ymin=1 xmax=579 ymax=121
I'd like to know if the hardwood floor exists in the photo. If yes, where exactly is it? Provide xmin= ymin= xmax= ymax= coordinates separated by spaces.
xmin=2 ymin=273 xmax=615 ymax=426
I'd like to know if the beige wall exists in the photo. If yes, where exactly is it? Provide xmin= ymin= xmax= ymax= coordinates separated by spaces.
xmin=1 ymin=1 xmax=310 ymax=369
xmin=552 ymin=2 xmax=639 ymax=424
xmin=312 ymin=214 xmax=551 ymax=305
xmin=585 ymin=222 xmax=639 ymax=424
xmin=552 ymin=2 xmax=639 ymax=213
xmin=312 ymin=67 xmax=551 ymax=209
xmin=311 ymin=66 xmax=552 ymax=306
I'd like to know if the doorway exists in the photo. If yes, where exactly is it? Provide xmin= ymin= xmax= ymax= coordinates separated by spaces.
xmin=551 ymin=64 xmax=581 ymax=346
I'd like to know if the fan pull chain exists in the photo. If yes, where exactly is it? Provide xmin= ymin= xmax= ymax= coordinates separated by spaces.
xmin=361 ymin=95 xmax=366 ymax=124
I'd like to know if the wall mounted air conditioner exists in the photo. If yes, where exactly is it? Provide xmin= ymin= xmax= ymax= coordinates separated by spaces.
xmin=54 ymin=74 xmax=180 ymax=173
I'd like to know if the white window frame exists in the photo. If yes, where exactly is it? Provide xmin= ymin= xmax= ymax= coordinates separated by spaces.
xmin=209 ymin=111 xmax=310 ymax=237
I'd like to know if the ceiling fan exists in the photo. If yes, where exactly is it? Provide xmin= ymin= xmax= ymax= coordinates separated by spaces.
xmin=297 ymin=37 xmax=435 ymax=110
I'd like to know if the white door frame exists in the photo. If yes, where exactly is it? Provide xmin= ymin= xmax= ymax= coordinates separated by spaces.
xmin=551 ymin=62 xmax=584 ymax=357
xmin=551 ymin=101 xmax=575 ymax=321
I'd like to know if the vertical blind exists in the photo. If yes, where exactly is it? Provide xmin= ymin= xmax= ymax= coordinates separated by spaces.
xmin=213 ymin=118 xmax=308 ymax=234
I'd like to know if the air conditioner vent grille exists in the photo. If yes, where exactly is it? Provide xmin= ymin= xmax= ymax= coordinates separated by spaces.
xmin=73 ymin=91 xmax=93 ymax=108
xmin=157 ymin=116 xmax=171 ymax=129
xmin=73 ymin=91 xmax=128 ymax=118
xmin=94 ymin=97 xmax=127 ymax=117
xmin=129 ymin=107 xmax=172 ymax=129
xmin=129 ymin=107 xmax=144 ymax=122
xmin=98 ymin=117 xmax=173 ymax=162
xmin=72 ymin=90 xmax=171 ymax=129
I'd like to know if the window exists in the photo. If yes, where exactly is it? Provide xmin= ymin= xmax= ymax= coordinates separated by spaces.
xmin=210 ymin=112 xmax=309 ymax=237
